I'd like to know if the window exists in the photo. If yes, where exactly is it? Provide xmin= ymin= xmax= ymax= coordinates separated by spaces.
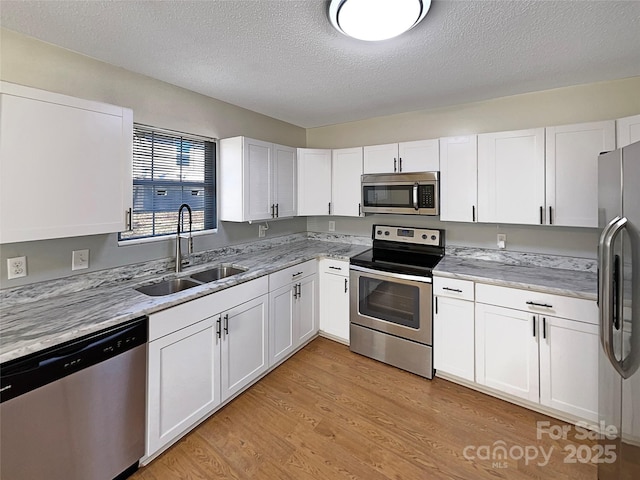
xmin=119 ymin=125 xmax=216 ymax=241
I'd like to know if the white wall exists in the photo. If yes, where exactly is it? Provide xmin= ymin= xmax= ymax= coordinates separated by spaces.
xmin=0 ymin=29 xmax=307 ymax=287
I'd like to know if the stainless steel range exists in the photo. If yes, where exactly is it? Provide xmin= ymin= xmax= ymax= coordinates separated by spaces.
xmin=349 ymin=224 xmax=444 ymax=379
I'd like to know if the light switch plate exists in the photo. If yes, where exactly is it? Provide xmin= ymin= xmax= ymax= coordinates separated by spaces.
xmin=497 ymin=234 xmax=506 ymax=249
xmin=72 ymin=249 xmax=89 ymax=270
xmin=328 ymin=221 xmax=336 ymax=232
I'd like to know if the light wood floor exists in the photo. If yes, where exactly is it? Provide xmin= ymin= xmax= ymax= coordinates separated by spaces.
xmin=132 ymin=337 xmax=597 ymax=480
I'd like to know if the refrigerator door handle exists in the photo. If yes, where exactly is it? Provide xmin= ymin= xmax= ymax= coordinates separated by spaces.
xmin=599 ymin=216 xmax=635 ymax=378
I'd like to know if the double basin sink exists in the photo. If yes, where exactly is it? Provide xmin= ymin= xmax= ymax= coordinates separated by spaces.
xmin=135 ymin=264 xmax=247 ymax=297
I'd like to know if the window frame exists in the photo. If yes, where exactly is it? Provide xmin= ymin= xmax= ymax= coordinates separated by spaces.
xmin=118 ymin=124 xmax=218 ymax=245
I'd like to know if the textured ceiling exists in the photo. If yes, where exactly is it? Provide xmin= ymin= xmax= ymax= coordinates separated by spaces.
xmin=1 ymin=0 xmax=639 ymax=128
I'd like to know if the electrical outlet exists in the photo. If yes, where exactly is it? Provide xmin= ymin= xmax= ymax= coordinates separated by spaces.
xmin=7 ymin=256 xmax=27 ymax=279
xmin=497 ymin=234 xmax=506 ymax=249
xmin=72 ymin=249 xmax=89 ymax=270
xmin=258 ymin=225 xmax=267 ymax=238
xmin=328 ymin=221 xmax=336 ymax=232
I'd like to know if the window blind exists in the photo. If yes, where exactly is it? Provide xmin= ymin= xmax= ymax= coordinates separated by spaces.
xmin=119 ymin=125 xmax=216 ymax=241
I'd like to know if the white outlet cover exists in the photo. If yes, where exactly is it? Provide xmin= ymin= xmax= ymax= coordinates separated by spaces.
xmin=328 ymin=221 xmax=336 ymax=232
xmin=7 ymin=256 xmax=27 ymax=279
xmin=72 ymin=249 xmax=89 ymax=270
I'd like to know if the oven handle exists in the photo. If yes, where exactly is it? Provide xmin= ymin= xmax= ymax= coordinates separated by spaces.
xmin=349 ymin=265 xmax=432 ymax=284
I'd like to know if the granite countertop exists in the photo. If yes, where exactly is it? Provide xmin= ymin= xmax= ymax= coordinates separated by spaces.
xmin=434 ymin=256 xmax=597 ymax=301
xmin=0 ymin=239 xmax=370 ymax=364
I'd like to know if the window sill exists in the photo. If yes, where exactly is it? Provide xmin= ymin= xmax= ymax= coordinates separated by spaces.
xmin=118 ymin=228 xmax=217 ymax=247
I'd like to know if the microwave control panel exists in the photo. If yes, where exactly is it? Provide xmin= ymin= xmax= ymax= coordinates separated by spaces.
xmin=373 ymin=225 xmax=441 ymax=246
xmin=419 ymin=185 xmax=435 ymax=208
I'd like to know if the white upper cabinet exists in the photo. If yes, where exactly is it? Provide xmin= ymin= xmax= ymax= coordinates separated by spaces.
xmin=363 ymin=139 xmax=439 ymax=174
xmin=545 ymin=120 xmax=615 ymax=227
xmin=220 ymin=137 xmax=296 ymax=222
xmin=273 ymin=143 xmax=297 ymax=219
xmin=617 ymin=113 xmax=640 ymax=147
xmin=331 ymin=147 xmax=363 ymax=217
xmin=0 ymin=82 xmax=133 ymax=243
xmin=363 ymin=143 xmax=398 ymax=173
xmin=439 ymin=135 xmax=478 ymax=223
xmin=398 ymin=139 xmax=439 ymax=172
xmin=477 ymin=128 xmax=546 ymax=225
xmin=297 ymin=148 xmax=332 ymax=216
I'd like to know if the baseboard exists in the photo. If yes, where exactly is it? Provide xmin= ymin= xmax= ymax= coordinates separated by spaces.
xmin=318 ymin=330 xmax=349 ymax=345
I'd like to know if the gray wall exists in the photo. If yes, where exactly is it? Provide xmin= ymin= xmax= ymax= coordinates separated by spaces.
xmin=308 ymin=216 xmax=600 ymax=259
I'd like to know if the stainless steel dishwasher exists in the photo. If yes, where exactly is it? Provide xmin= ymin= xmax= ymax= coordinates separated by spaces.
xmin=0 ymin=317 xmax=147 ymax=480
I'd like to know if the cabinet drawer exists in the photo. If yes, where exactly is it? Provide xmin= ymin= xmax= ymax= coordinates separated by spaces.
xmin=433 ymin=277 xmax=474 ymax=301
xmin=269 ymin=260 xmax=317 ymax=291
xmin=319 ymin=258 xmax=349 ymax=276
xmin=149 ymin=276 xmax=269 ymax=341
xmin=475 ymin=283 xmax=597 ymax=324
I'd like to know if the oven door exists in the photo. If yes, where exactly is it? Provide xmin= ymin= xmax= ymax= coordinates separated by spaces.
xmin=349 ymin=265 xmax=432 ymax=345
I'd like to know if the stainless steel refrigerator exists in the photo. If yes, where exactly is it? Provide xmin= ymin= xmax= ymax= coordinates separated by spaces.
xmin=598 ymin=140 xmax=640 ymax=479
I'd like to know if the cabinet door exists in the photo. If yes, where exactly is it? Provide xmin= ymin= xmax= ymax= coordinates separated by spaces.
xmin=269 ymin=284 xmax=295 ymax=366
xmin=434 ymin=296 xmax=475 ymax=381
xmin=297 ymin=148 xmax=332 ymax=215
xmin=439 ymin=136 xmax=478 ymax=222
xmin=477 ymin=128 xmax=545 ymax=225
xmin=546 ymin=121 xmax=615 ymax=227
xmin=363 ymin=143 xmax=398 ymax=173
xmin=0 ymin=89 xmax=132 ymax=243
xmin=398 ymin=139 xmax=439 ymax=172
xmin=617 ymin=113 xmax=640 ymax=148
xmin=221 ymin=294 xmax=269 ymax=400
xmin=147 ymin=317 xmax=221 ymax=457
xmin=475 ymin=303 xmax=539 ymax=402
xmin=319 ymin=271 xmax=350 ymax=342
xmin=539 ymin=316 xmax=599 ymax=422
xmin=296 ymin=274 xmax=318 ymax=346
xmin=244 ymin=138 xmax=273 ymax=221
xmin=332 ymin=147 xmax=363 ymax=217
xmin=273 ymin=144 xmax=297 ymax=218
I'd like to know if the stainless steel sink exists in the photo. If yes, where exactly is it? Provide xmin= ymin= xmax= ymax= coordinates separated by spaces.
xmin=190 ymin=264 xmax=248 ymax=283
xmin=135 ymin=278 xmax=201 ymax=297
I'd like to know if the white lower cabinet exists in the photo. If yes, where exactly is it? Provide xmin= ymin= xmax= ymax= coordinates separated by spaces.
xmin=318 ymin=259 xmax=350 ymax=342
xmin=147 ymin=317 xmax=221 ymax=458
xmin=269 ymin=270 xmax=318 ymax=366
xmin=434 ymin=296 xmax=475 ymax=382
xmin=474 ymin=284 xmax=599 ymax=422
xmin=539 ymin=315 xmax=599 ymax=422
xmin=221 ymin=294 xmax=269 ymax=400
xmin=475 ymin=303 xmax=540 ymax=402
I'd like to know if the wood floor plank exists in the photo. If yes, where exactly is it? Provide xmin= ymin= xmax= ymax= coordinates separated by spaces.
xmin=132 ymin=337 xmax=597 ymax=480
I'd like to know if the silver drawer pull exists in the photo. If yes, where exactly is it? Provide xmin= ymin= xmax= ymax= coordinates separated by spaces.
xmin=329 ymin=266 xmax=342 ymax=271
xmin=292 ymin=271 xmax=304 ymax=278
xmin=526 ymin=301 xmax=553 ymax=308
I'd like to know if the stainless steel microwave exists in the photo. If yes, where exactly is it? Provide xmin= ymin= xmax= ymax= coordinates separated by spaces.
xmin=361 ymin=172 xmax=439 ymax=216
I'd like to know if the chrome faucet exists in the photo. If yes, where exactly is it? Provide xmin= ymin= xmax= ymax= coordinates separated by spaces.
xmin=176 ymin=203 xmax=193 ymax=273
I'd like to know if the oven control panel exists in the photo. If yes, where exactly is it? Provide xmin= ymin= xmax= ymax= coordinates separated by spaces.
xmin=373 ymin=225 xmax=442 ymax=246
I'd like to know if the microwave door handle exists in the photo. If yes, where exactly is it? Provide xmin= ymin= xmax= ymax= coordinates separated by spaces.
xmin=413 ymin=183 xmax=419 ymax=210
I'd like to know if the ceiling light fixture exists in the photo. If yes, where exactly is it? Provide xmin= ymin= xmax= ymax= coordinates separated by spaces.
xmin=329 ymin=0 xmax=431 ymax=42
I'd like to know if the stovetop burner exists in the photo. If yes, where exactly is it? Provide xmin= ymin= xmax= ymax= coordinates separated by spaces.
xmin=350 ymin=224 xmax=445 ymax=277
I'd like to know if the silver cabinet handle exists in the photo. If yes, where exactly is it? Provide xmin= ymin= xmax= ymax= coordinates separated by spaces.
xmin=276 ymin=203 xmax=279 ymax=218
xmin=293 ymin=284 xmax=298 ymax=299
xmin=271 ymin=204 xmax=275 ymax=218
xmin=344 ymin=278 xmax=348 ymax=293
xmin=532 ymin=316 xmax=536 ymax=337
xmin=399 ymin=157 xmax=403 ymax=172
xmin=328 ymin=202 xmax=331 ymax=215
xmin=125 ymin=207 xmax=133 ymax=231
xmin=394 ymin=158 xmax=397 ymax=172
xmin=292 ymin=271 xmax=303 ymax=278
xmin=358 ymin=203 xmax=361 ymax=216
xmin=539 ymin=206 xmax=543 ymax=225
xmin=297 ymin=283 xmax=302 ymax=298
xmin=223 ymin=314 xmax=229 ymax=335
xmin=472 ymin=205 xmax=476 ymax=222
xmin=216 ymin=316 xmax=221 ymax=339
xmin=329 ymin=266 xmax=342 ymax=271
xmin=549 ymin=206 xmax=553 ymax=225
